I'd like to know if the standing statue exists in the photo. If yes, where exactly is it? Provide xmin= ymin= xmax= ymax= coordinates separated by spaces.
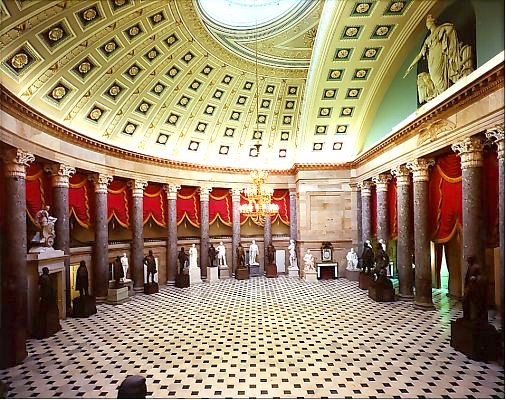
xmin=404 ymin=14 xmax=474 ymax=104
xmin=33 ymin=205 xmax=57 ymax=247
xmin=120 ymin=253 xmax=129 ymax=281
xmin=288 ymin=239 xmax=297 ymax=268
xmin=208 ymin=243 xmax=217 ymax=267
xmin=373 ymin=243 xmax=389 ymax=280
xmin=34 ymin=266 xmax=61 ymax=338
xmin=38 ymin=267 xmax=55 ymax=310
xmin=462 ymin=256 xmax=488 ymax=322
xmin=249 ymin=240 xmax=259 ymax=265
xmin=75 ymin=260 xmax=89 ymax=297
xmin=303 ymin=250 xmax=315 ymax=271
xmin=236 ymin=243 xmax=245 ymax=268
xmin=113 ymin=256 xmax=124 ymax=288
xmin=189 ymin=244 xmax=198 ymax=269
xmin=266 ymin=242 xmax=276 ymax=265
xmin=143 ymin=250 xmax=157 ymax=283
xmin=216 ymin=241 xmax=227 ymax=266
xmin=361 ymin=240 xmax=374 ymax=274
xmin=178 ymin=247 xmax=188 ymax=274
xmin=346 ymin=248 xmax=359 ymax=270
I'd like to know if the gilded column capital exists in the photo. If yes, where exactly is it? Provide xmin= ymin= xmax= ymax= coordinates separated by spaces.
xmin=128 ymin=179 xmax=148 ymax=197
xmin=230 ymin=188 xmax=242 ymax=202
xmin=391 ymin=165 xmax=411 ymax=186
xmin=44 ymin=163 xmax=76 ymax=188
xmin=163 ymin=183 xmax=181 ymax=200
xmin=406 ymin=158 xmax=435 ymax=182
xmin=485 ymin=124 xmax=505 ymax=160
xmin=372 ymin=174 xmax=391 ymax=192
xmin=2 ymin=148 xmax=35 ymax=178
xmin=357 ymin=180 xmax=373 ymax=196
xmin=89 ymin=173 xmax=113 ymax=194
xmin=199 ymin=186 xmax=212 ymax=202
xmin=451 ymin=136 xmax=484 ymax=169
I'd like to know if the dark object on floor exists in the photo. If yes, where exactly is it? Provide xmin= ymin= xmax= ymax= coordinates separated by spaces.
xmin=117 ymin=375 xmax=147 ymax=399
xmin=265 ymin=263 xmax=277 ymax=278
xmin=72 ymin=295 xmax=97 ymax=318
xmin=175 ymin=273 xmax=190 ymax=288
xmin=235 ymin=267 xmax=249 ymax=280
xmin=144 ymin=281 xmax=159 ymax=294
xmin=368 ymin=276 xmax=395 ymax=302
xmin=358 ymin=271 xmax=373 ymax=290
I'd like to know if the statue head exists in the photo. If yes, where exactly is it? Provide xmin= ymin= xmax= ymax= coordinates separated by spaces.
xmin=116 ymin=255 xmax=121 ymax=261
xmin=350 ymin=248 xmax=355 ymax=253
xmin=426 ymin=14 xmax=436 ymax=30
xmin=148 ymin=250 xmax=153 ymax=256
xmin=42 ymin=267 xmax=49 ymax=275
xmin=252 ymin=239 xmax=256 ymax=244
xmin=220 ymin=241 xmax=223 ymax=245
xmin=180 ymin=247 xmax=184 ymax=251
xmin=123 ymin=253 xmax=127 ymax=257
xmin=79 ymin=260 xmax=86 ymax=268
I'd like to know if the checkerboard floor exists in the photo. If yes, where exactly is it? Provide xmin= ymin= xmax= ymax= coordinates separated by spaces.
xmin=1 ymin=276 xmax=504 ymax=398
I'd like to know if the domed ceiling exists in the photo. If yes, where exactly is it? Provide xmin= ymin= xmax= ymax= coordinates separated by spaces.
xmin=0 ymin=0 xmax=436 ymax=170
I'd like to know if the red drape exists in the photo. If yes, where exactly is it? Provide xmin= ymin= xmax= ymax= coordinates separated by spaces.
xmin=271 ymin=189 xmax=290 ymax=226
xmin=69 ymin=172 xmax=93 ymax=229
xmin=482 ymin=148 xmax=499 ymax=248
xmin=429 ymin=153 xmax=462 ymax=243
xmin=370 ymin=185 xmax=377 ymax=237
xmin=177 ymin=186 xmax=200 ymax=227
xmin=209 ymin=188 xmax=232 ymax=226
xmin=388 ymin=178 xmax=397 ymax=239
xmin=107 ymin=178 xmax=130 ymax=228
xmin=143 ymin=183 xmax=167 ymax=227
xmin=25 ymin=163 xmax=52 ymax=223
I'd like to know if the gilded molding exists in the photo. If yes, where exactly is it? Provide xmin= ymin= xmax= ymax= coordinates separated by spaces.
xmin=44 ymin=163 xmax=76 ymax=188
xmin=451 ymin=137 xmax=484 ymax=169
xmin=1 ymin=148 xmax=34 ymax=178
xmin=406 ymin=159 xmax=435 ymax=182
xmin=372 ymin=174 xmax=391 ymax=192
xmin=89 ymin=173 xmax=113 ymax=194
xmin=391 ymin=165 xmax=411 ymax=186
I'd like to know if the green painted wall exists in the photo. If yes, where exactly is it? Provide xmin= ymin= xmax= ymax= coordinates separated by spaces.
xmin=361 ymin=0 xmax=504 ymax=152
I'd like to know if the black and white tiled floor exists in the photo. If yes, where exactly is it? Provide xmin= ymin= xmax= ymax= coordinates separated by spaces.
xmin=1 ymin=276 xmax=504 ymax=398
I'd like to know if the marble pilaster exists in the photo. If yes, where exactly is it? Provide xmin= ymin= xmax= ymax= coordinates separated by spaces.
xmin=199 ymin=186 xmax=212 ymax=279
xmin=263 ymin=215 xmax=272 ymax=269
xmin=0 ymin=149 xmax=34 ymax=369
xmin=407 ymin=158 xmax=435 ymax=310
xmin=164 ymin=184 xmax=180 ymax=284
xmin=391 ymin=165 xmax=414 ymax=300
xmin=372 ymin=174 xmax=391 ymax=246
xmin=289 ymin=189 xmax=297 ymax=241
xmin=231 ymin=188 xmax=242 ymax=274
xmin=90 ymin=173 xmax=112 ymax=302
xmin=358 ymin=181 xmax=373 ymax=246
xmin=45 ymin=163 xmax=75 ymax=314
xmin=129 ymin=179 xmax=148 ymax=292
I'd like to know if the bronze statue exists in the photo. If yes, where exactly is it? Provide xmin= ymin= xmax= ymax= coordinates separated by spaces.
xmin=373 ymin=242 xmax=389 ymax=280
xmin=75 ymin=260 xmax=89 ymax=297
xmin=178 ymin=247 xmax=188 ymax=274
xmin=361 ymin=241 xmax=374 ymax=274
xmin=236 ymin=242 xmax=245 ymax=268
xmin=143 ymin=250 xmax=157 ymax=283
xmin=462 ymin=256 xmax=488 ymax=322
xmin=113 ymin=256 xmax=124 ymax=288
xmin=267 ymin=242 xmax=275 ymax=265
xmin=38 ymin=267 xmax=55 ymax=310
xmin=208 ymin=243 xmax=217 ymax=267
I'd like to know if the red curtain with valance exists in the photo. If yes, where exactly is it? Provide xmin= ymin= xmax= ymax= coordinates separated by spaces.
xmin=428 ymin=153 xmax=462 ymax=243
xmin=107 ymin=178 xmax=130 ymax=228
xmin=271 ymin=189 xmax=290 ymax=225
xmin=209 ymin=188 xmax=232 ymax=226
xmin=388 ymin=178 xmax=397 ymax=239
xmin=69 ymin=172 xmax=93 ymax=229
xmin=143 ymin=183 xmax=167 ymax=227
xmin=482 ymin=148 xmax=499 ymax=248
xmin=25 ymin=163 xmax=52 ymax=223
xmin=177 ymin=186 xmax=200 ymax=227
xmin=370 ymin=185 xmax=377 ymax=237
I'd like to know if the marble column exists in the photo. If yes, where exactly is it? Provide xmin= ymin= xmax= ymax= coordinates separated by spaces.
xmin=0 ymin=149 xmax=34 ymax=369
xmin=358 ymin=181 xmax=373 ymax=246
xmin=90 ymin=173 xmax=112 ymax=302
xmin=407 ymin=158 xmax=435 ymax=310
xmin=199 ymin=186 xmax=212 ymax=278
xmin=164 ymin=184 xmax=180 ymax=284
xmin=486 ymin=125 xmax=505 ymax=331
xmin=45 ymin=163 xmax=75 ymax=314
xmin=350 ymin=183 xmax=362 ymax=251
xmin=263 ymin=215 xmax=272 ymax=268
xmin=231 ymin=188 xmax=242 ymax=274
xmin=289 ymin=189 xmax=297 ymax=241
xmin=129 ymin=179 xmax=148 ymax=292
xmin=372 ymin=174 xmax=391 ymax=246
xmin=391 ymin=165 xmax=414 ymax=300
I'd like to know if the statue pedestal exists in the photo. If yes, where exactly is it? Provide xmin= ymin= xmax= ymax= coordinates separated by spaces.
xmin=144 ymin=282 xmax=159 ymax=294
xmin=219 ymin=265 xmax=230 ymax=279
xmin=33 ymin=301 xmax=61 ymax=339
xmin=235 ymin=267 xmax=249 ymax=280
xmin=72 ymin=295 xmax=97 ymax=318
xmin=110 ymin=279 xmax=134 ymax=297
xmin=249 ymin=262 xmax=261 ymax=277
xmin=206 ymin=267 xmax=219 ymax=283
xmin=450 ymin=318 xmax=500 ymax=362
xmin=175 ymin=273 xmax=190 ymax=288
xmin=265 ymin=263 xmax=277 ymax=278
xmin=287 ymin=266 xmax=299 ymax=278
xmin=26 ymin=248 xmax=66 ymax=337
xmin=189 ymin=267 xmax=202 ymax=285
xmin=368 ymin=277 xmax=395 ymax=302
xmin=106 ymin=286 xmax=129 ymax=304
xmin=358 ymin=271 xmax=374 ymax=290
xmin=346 ymin=269 xmax=361 ymax=282
xmin=304 ymin=270 xmax=318 ymax=283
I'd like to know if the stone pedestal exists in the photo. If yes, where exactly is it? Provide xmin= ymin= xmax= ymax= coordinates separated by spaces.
xmin=106 ymin=286 xmax=129 ymax=304
xmin=304 ymin=270 xmax=318 ymax=283
xmin=358 ymin=271 xmax=374 ymax=290
xmin=287 ymin=266 xmax=299 ymax=278
xmin=236 ymin=267 xmax=249 ymax=280
xmin=72 ymin=295 xmax=97 ymax=318
xmin=144 ymin=282 xmax=159 ymax=294
xmin=206 ymin=267 xmax=219 ymax=283
xmin=450 ymin=318 xmax=500 ymax=362
xmin=265 ymin=263 xmax=277 ymax=278
xmin=109 ymin=279 xmax=134 ymax=297
xmin=189 ymin=267 xmax=203 ymax=285
xmin=368 ymin=277 xmax=396 ymax=302
xmin=249 ymin=263 xmax=261 ymax=277
xmin=175 ymin=273 xmax=190 ymax=288
xmin=219 ymin=265 xmax=230 ymax=279
xmin=346 ymin=269 xmax=361 ymax=281
xmin=33 ymin=301 xmax=61 ymax=339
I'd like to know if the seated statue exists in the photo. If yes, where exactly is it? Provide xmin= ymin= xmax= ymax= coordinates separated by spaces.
xmin=33 ymin=205 xmax=57 ymax=247
xmin=303 ymin=250 xmax=315 ymax=271
xmin=346 ymin=248 xmax=359 ymax=270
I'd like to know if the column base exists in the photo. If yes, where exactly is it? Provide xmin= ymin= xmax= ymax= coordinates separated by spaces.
xmin=95 ymin=296 xmax=107 ymax=304
xmin=166 ymin=280 xmax=175 ymax=286
xmin=397 ymin=293 xmax=414 ymax=301
xmin=0 ymin=328 xmax=27 ymax=369
xmin=413 ymin=300 xmax=435 ymax=310
xmin=133 ymin=286 xmax=144 ymax=293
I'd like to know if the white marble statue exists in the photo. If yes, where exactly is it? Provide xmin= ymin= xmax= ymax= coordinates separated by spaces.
xmin=378 ymin=239 xmax=386 ymax=252
xmin=33 ymin=205 xmax=57 ymax=247
xmin=404 ymin=14 xmax=473 ymax=104
xmin=288 ymin=239 xmax=297 ymax=268
xmin=120 ymin=253 xmax=129 ymax=281
xmin=216 ymin=241 xmax=227 ymax=267
xmin=249 ymin=240 xmax=259 ymax=265
xmin=346 ymin=248 xmax=359 ymax=271
xmin=189 ymin=244 xmax=198 ymax=269
xmin=303 ymin=250 xmax=315 ymax=271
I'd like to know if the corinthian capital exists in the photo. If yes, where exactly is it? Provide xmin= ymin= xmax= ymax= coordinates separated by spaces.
xmin=406 ymin=158 xmax=435 ymax=182
xmin=485 ymin=124 xmax=505 ymax=160
xmin=372 ymin=174 xmax=391 ymax=192
xmin=391 ymin=165 xmax=411 ymax=186
xmin=129 ymin=179 xmax=148 ymax=197
xmin=230 ymin=187 xmax=242 ymax=201
xmin=357 ymin=180 xmax=373 ymax=196
xmin=163 ymin=183 xmax=181 ymax=200
xmin=44 ymin=163 xmax=76 ymax=187
xmin=451 ymin=137 xmax=484 ymax=169
xmin=2 ymin=148 xmax=35 ymax=178
xmin=199 ymin=186 xmax=212 ymax=202
xmin=89 ymin=173 xmax=113 ymax=194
